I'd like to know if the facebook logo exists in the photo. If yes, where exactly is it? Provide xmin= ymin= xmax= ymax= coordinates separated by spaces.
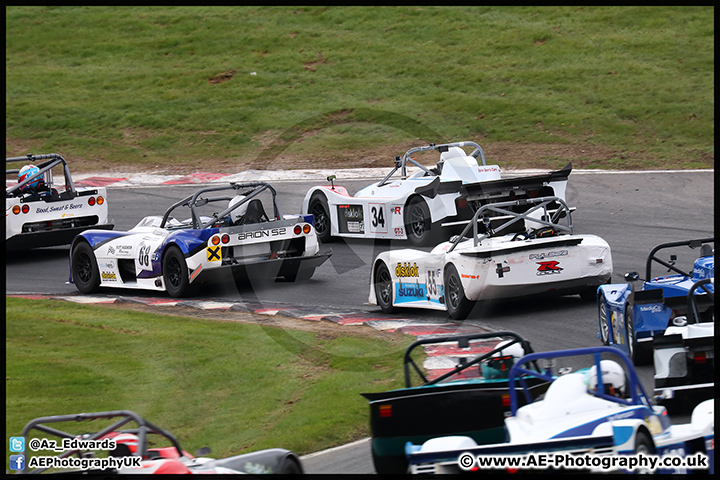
xmin=10 ymin=436 xmax=25 ymax=452
xmin=10 ymin=454 xmax=25 ymax=471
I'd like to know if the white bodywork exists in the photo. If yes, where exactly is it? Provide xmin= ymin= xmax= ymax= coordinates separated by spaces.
xmin=301 ymin=142 xmax=569 ymax=242
xmin=89 ymin=215 xmax=322 ymax=292
xmin=6 ymin=186 xmax=110 ymax=240
xmin=369 ymin=196 xmax=612 ymax=312
xmin=370 ymin=234 xmax=612 ymax=309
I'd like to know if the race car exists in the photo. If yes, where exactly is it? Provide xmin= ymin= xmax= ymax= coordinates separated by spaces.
xmin=17 ymin=410 xmax=303 ymax=474
xmin=653 ymin=277 xmax=714 ymax=413
xmin=6 ymin=153 xmax=113 ymax=250
xmin=69 ymin=182 xmax=331 ymax=297
xmin=597 ymin=237 xmax=714 ymax=365
xmin=406 ymin=347 xmax=715 ymax=474
xmin=369 ymin=195 xmax=613 ymax=319
xmin=301 ymin=140 xmax=572 ymax=246
xmin=361 ymin=331 xmax=549 ymax=474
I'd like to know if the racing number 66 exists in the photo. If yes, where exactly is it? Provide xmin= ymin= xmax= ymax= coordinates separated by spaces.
xmin=138 ymin=245 xmax=151 ymax=267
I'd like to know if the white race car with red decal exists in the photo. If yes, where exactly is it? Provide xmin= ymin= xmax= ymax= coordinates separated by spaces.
xmin=302 ymin=141 xmax=571 ymax=246
xmin=6 ymin=153 xmax=113 ymax=250
xmin=369 ymin=196 xmax=612 ymax=319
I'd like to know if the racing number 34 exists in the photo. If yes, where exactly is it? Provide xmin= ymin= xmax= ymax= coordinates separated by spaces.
xmin=369 ymin=204 xmax=388 ymax=234
xmin=371 ymin=205 xmax=385 ymax=228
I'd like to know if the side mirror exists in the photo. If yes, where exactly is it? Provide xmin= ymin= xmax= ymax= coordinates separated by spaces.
xmin=326 ymin=175 xmax=336 ymax=190
xmin=624 ymin=272 xmax=640 ymax=282
xmin=672 ymin=316 xmax=688 ymax=327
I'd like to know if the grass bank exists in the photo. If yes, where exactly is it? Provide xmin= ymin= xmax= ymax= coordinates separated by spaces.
xmin=5 ymin=6 xmax=714 ymax=171
xmin=5 ymin=297 xmax=413 ymax=469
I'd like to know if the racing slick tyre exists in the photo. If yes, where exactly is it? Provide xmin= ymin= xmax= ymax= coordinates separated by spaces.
xmin=625 ymin=306 xmax=651 ymax=366
xmin=163 ymin=246 xmax=193 ymax=298
xmin=374 ymin=262 xmax=395 ymax=314
xmin=308 ymin=194 xmax=332 ymax=243
xmin=277 ymin=456 xmax=303 ymax=474
xmin=405 ymin=197 xmax=434 ymax=247
xmin=71 ymin=241 xmax=101 ymax=294
xmin=598 ymin=293 xmax=610 ymax=345
xmin=444 ymin=264 xmax=474 ymax=320
xmin=632 ymin=430 xmax=655 ymax=473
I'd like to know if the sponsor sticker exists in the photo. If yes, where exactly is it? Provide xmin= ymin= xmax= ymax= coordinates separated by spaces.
xmin=396 ymin=262 xmax=420 ymax=278
xmin=207 ymin=246 xmax=221 ymax=262
xmin=536 ymin=261 xmax=563 ymax=275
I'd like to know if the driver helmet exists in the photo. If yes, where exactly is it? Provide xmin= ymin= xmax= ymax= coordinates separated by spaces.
xmin=588 ymin=360 xmax=626 ymax=397
xmin=228 ymin=195 xmax=248 ymax=224
xmin=481 ymin=340 xmax=524 ymax=379
xmin=110 ymin=433 xmax=140 ymax=457
xmin=18 ymin=164 xmax=42 ymax=192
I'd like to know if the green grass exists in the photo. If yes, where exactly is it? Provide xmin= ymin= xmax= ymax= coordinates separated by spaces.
xmin=5 ymin=6 xmax=714 ymax=170
xmin=5 ymin=298 xmax=413 ymax=469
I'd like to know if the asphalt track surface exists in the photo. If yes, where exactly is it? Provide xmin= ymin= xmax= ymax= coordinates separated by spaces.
xmin=5 ymin=171 xmax=714 ymax=474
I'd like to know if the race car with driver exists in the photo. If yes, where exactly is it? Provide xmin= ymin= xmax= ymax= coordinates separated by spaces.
xmin=6 ymin=153 xmax=113 ymax=250
xmin=17 ymin=410 xmax=303 ymax=474
xmin=302 ymin=140 xmax=572 ymax=246
xmin=369 ymin=194 xmax=612 ymax=319
xmin=406 ymin=347 xmax=714 ymax=474
xmin=362 ymin=331 xmax=549 ymax=474
xmin=597 ymin=237 xmax=713 ymax=364
xmin=69 ymin=182 xmax=331 ymax=297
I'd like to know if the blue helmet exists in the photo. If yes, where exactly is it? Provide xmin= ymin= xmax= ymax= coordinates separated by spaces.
xmin=18 ymin=164 xmax=41 ymax=192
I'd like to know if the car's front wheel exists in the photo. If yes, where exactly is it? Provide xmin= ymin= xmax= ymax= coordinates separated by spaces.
xmin=374 ymin=262 xmax=395 ymax=313
xmin=444 ymin=264 xmax=473 ymax=320
xmin=71 ymin=241 xmax=101 ymax=294
xmin=163 ymin=246 xmax=192 ymax=298
xmin=309 ymin=194 xmax=332 ymax=243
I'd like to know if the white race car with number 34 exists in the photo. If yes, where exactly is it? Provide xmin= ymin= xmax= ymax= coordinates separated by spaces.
xmin=302 ymin=141 xmax=572 ymax=246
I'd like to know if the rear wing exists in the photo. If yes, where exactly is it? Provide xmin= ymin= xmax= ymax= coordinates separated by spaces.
xmin=6 ymin=153 xmax=76 ymax=197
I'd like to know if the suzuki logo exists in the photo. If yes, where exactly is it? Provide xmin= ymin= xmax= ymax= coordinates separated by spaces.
xmin=536 ymin=261 xmax=563 ymax=276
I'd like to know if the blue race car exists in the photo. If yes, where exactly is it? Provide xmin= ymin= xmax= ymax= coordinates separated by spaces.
xmin=596 ymin=238 xmax=713 ymax=365
xmin=406 ymin=347 xmax=714 ymax=474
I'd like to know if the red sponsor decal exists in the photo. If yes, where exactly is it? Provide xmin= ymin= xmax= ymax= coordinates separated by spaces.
xmin=536 ymin=261 xmax=562 ymax=272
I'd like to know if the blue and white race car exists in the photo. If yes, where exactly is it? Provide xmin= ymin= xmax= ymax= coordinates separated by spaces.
xmin=406 ymin=347 xmax=714 ymax=474
xmin=302 ymin=141 xmax=572 ymax=246
xmin=69 ymin=182 xmax=331 ymax=297
xmin=597 ymin=238 xmax=714 ymax=365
